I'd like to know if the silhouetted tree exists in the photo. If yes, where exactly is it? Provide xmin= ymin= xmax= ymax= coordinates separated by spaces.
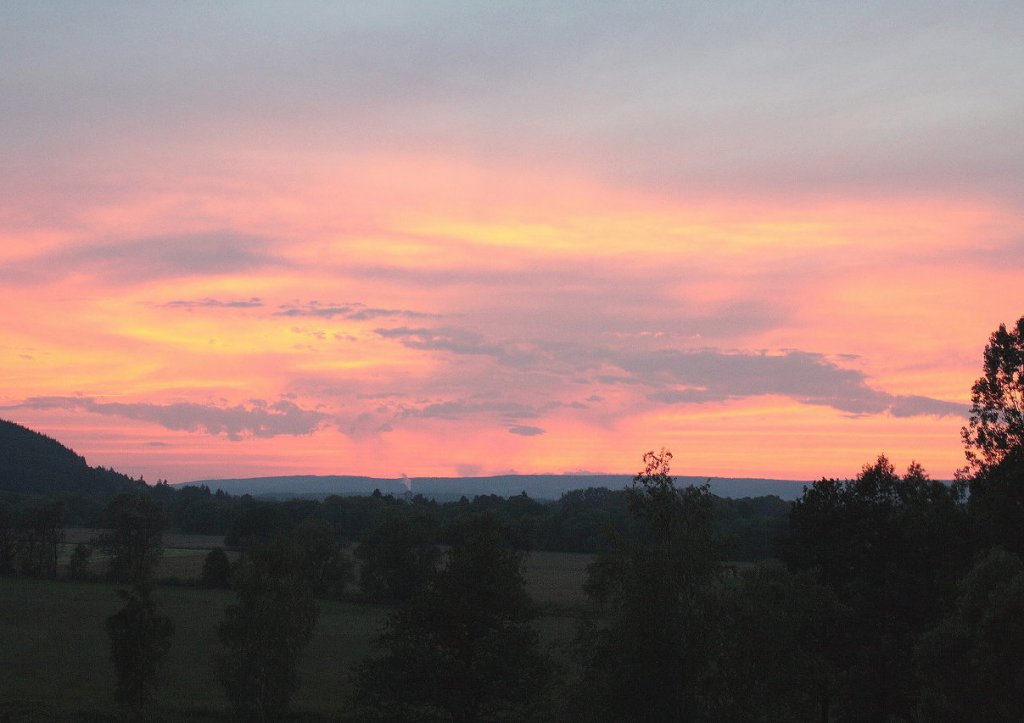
xmin=224 ymin=502 xmax=294 ymax=548
xmin=295 ymin=517 xmax=352 ymax=598
xmin=16 ymin=501 xmax=65 ymax=577
xmin=965 ymin=449 xmax=1024 ymax=557
xmin=200 ymin=547 xmax=232 ymax=589
xmin=916 ymin=547 xmax=1024 ymax=722
xmin=962 ymin=315 xmax=1024 ymax=471
xmin=356 ymin=510 xmax=440 ymax=602
xmin=217 ymin=538 xmax=319 ymax=722
xmin=106 ymin=585 xmax=174 ymax=712
xmin=0 ymin=502 xmax=16 ymax=574
xmin=67 ymin=542 xmax=93 ymax=580
xmin=959 ymin=317 xmax=1024 ymax=556
xmin=710 ymin=564 xmax=849 ymax=723
xmin=567 ymin=450 xmax=725 ymax=722
xmin=96 ymin=493 xmax=166 ymax=584
xmin=782 ymin=456 xmax=969 ymax=721
xmin=349 ymin=514 xmax=552 ymax=722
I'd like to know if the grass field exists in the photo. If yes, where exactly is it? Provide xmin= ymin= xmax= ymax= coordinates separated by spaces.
xmin=0 ymin=539 xmax=591 ymax=720
xmin=57 ymin=530 xmax=593 ymax=610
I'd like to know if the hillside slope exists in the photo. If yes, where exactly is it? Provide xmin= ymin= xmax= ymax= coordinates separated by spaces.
xmin=0 ymin=418 xmax=141 ymax=498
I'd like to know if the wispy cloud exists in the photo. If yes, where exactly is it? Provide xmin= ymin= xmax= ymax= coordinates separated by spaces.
xmin=275 ymin=301 xmax=440 ymax=321
xmin=375 ymin=326 xmax=536 ymax=368
xmin=161 ymin=297 xmax=265 ymax=309
xmin=508 ymin=425 xmax=545 ymax=436
xmin=403 ymin=398 xmax=542 ymax=422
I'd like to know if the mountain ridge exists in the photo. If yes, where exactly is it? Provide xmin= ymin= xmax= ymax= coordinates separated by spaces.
xmin=183 ymin=472 xmax=810 ymax=501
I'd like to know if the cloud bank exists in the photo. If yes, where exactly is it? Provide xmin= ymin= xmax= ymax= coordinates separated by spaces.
xmin=10 ymin=397 xmax=327 ymax=440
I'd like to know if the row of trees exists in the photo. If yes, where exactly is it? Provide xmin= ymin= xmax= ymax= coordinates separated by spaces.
xmin=0 ymin=500 xmax=65 ymax=577
xmin=0 ymin=493 xmax=168 ymax=584
xmin=143 ymin=477 xmax=790 ymax=559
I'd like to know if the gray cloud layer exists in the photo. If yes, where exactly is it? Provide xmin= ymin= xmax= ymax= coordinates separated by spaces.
xmin=3 ymin=2 xmax=1021 ymax=202
xmin=374 ymin=324 xmax=969 ymax=421
xmin=0 ymin=233 xmax=284 ymax=285
xmin=276 ymin=302 xmax=440 ymax=321
xmin=624 ymin=349 xmax=968 ymax=418
xmin=9 ymin=397 xmax=327 ymax=440
xmin=162 ymin=297 xmax=265 ymax=309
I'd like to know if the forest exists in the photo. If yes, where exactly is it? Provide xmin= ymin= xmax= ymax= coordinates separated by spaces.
xmin=1 ymin=317 xmax=1023 ymax=721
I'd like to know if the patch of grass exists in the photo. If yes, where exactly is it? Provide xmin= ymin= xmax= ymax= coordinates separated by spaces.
xmin=63 ymin=528 xmax=226 ymax=550
xmin=0 ymin=549 xmax=593 ymax=719
xmin=522 ymin=550 xmax=592 ymax=611
xmin=0 ymin=576 xmax=387 ymax=719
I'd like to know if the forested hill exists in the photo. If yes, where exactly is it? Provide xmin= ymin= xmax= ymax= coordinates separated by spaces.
xmin=188 ymin=473 xmax=809 ymax=501
xmin=0 ymin=418 xmax=142 ymax=498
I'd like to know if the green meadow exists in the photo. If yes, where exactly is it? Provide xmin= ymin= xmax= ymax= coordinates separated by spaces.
xmin=0 ymin=535 xmax=589 ymax=721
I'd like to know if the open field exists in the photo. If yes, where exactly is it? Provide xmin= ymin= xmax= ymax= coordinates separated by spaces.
xmin=63 ymin=529 xmax=228 ymax=550
xmin=0 ymin=576 xmax=385 ymax=720
xmin=0 ymin=547 xmax=590 ymax=720
xmin=57 ymin=529 xmax=595 ymax=610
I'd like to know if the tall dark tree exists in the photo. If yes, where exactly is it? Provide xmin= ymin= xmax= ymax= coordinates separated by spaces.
xmin=962 ymin=315 xmax=1024 ymax=471
xmin=710 ymin=564 xmax=849 ymax=723
xmin=782 ymin=456 xmax=969 ymax=721
xmin=567 ymin=450 xmax=725 ymax=722
xmin=106 ymin=585 xmax=174 ymax=712
xmin=67 ymin=542 xmax=94 ymax=580
xmin=224 ymin=502 xmax=294 ymax=548
xmin=96 ymin=493 xmax=166 ymax=584
xmin=0 ymin=502 xmax=17 ymax=574
xmin=217 ymin=538 xmax=319 ymax=722
xmin=916 ymin=547 xmax=1024 ymax=722
xmin=16 ymin=501 xmax=65 ymax=577
xmin=199 ymin=547 xmax=232 ymax=589
xmin=295 ymin=517 xmax=352 ymax=598
xmin=964 ymin=450 xmax=1024 ymax=557
xmin=350 ymin=514 xmax=551 ymax=722
xmin=960 ymin=316 xmax=1024 ymax=556
xmin=355 ymin=510 xmax=440 ymax=602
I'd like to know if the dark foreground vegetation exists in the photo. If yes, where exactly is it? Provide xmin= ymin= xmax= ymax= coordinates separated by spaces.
xmin=1 ymin=316 xmax=1024 ymax=721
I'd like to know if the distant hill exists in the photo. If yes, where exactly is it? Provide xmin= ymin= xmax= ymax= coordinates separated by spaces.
xmin=185 ymin=473 xmax=809 ymax=501
xmin=0 ymin=418 xmax=142 ymax=499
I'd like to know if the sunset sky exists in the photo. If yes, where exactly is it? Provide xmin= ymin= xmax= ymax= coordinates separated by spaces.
xmin=2 ymin=2 xmax=1022 ymax=484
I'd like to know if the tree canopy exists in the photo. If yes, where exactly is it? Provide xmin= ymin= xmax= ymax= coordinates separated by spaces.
xmin=568 ymin=450 xmax=725 ymax=722
xmin=96 ymin=493 xmax=167 ymax=584
xmin=218 ymin=537 xmax=319 ymax=722
xmin=962 ymin=316 xmax=1024 ymax=471
xmin=350 ymin=514 xmax=551 ymax=722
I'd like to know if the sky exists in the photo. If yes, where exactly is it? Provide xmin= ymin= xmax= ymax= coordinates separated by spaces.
xmin=1 ymin=1 xmax=1022 ymax=484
